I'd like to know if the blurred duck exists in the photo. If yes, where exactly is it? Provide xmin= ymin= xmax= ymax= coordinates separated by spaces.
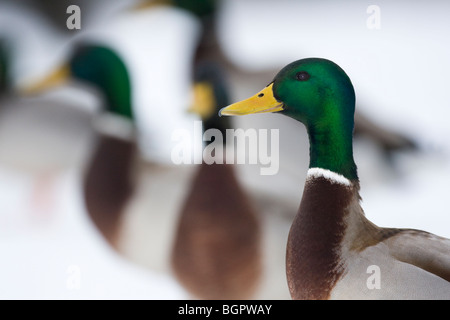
xmin=19 ymin=0 xmax=201 ymax=239
xmin=71 ymin=3 xmax=292 ymax=298
xmin=74 ymin=46 xmax=137 ymax=247
xmin=220 ymin=58 xmax=450 ymax=299
xmin=2 ymin=29 xmax=188 ymax=297
xmin=22 ymin=5 xmax=212 ymax=283
xmin=73 ymin=45 xmax=137 ymax=247
xmin=137 ymin=0 xmax=288 ymax=299
xmin=170 ymin=61 xmax=262 ymax=299
xmin=26 ymin=44 xmax=205 ymax=300
xmin=28 ymin=44 xmax=139 ymax=247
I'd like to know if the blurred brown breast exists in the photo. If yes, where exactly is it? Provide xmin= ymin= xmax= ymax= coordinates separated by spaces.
xmin=171 ymin=163 xmax=262 ymax=299
xmin=83 ymin=134 xmax=137 ymax=248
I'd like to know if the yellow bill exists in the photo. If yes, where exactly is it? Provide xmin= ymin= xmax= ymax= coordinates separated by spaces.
xmin=188 ymin=82 xmax=216 ymax=120
xmin=22 ymin=65 xmax=70 ymax=95
xmin=219 ymin=83 xmax=283 ymax=116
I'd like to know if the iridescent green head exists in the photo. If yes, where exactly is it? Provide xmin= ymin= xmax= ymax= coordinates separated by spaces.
xmin=271 ymin=59 xmax=355 ymax=128
xmin=220 ymin=58 xmax=358 ymax=180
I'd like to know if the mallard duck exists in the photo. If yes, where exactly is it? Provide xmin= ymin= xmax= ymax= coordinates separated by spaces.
xmin=27 ymin=44 xmax=137 ymax=247
xmin=220 ymin=58 xmax=450 ymax=299
xmin=24 ymin=43 xmax=195 ymax=297
xmin=170 ymin=61 xmax=262 ymax=299
xmin=23 ymin=5 xmax=205 ymax=274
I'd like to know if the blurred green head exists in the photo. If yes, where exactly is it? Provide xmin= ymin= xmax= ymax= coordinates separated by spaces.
xmin=70 ymin=45 xmax=133 ymax=120
xmin=25 ymin=45 xmax=134 ymax=120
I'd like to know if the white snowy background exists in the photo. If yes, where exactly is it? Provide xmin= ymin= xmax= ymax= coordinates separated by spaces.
xmin=0 ymin=0 xmax=449 ymax=299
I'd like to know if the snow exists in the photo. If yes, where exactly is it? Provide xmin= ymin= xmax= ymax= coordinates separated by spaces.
xmin=0 ymin=168 xmax=188 ymax=299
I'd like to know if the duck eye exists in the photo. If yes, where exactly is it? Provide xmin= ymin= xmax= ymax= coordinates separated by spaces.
xmin=296 ymin=71 xmax=310 ymax=81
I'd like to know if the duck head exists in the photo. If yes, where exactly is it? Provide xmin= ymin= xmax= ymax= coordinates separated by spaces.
xmin=25 ymin=45 xmax=134 ymax=120
xmin=220 ymin=58 xmax=355 ymax=125
xmin=220 ymin=58 xmax=358 ymax=180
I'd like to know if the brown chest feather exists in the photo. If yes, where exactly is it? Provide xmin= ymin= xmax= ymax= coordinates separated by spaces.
xmin=286 ymin=177 xmax=355 ymax=300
